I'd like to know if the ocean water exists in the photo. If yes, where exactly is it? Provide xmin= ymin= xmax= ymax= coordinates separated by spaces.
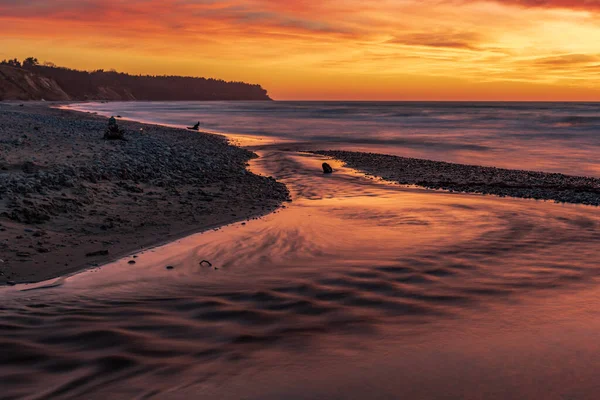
xmin=2 ymin=102 xmax=600 ymax=399
xmin=67 ymin=101 xmax=600 ymax=176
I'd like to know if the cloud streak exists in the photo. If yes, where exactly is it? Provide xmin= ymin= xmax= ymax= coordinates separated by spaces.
xmin=493 ymin=0 xmax=600 ymax=11
xmin=1 ymin=0 xmax=600 ymax=100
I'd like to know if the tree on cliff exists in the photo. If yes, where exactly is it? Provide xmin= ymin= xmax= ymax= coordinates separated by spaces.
xmin=0 ymin=56 xmax=272 ymax=101
xmin=0 ymin=58 xmax=21 ymax=68
xmin=22 ymin=57 xmax=39 ymax=69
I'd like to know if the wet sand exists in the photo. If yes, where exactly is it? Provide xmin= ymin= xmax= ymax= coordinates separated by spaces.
xmin=0 ymin=103 xmax=289 ymax=284
xmin=2 ymin=148 xmax=600 ymax=399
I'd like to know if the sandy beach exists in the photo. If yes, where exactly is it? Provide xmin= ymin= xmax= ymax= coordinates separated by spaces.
xmin=0 ymin=103 xmax=289 ymax=284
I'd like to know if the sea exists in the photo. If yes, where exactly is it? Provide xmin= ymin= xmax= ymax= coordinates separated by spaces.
xmin=67 ymin=101 xmax=600 ymax=176
xmin=2 ymin=101 xmax=600 ymax=399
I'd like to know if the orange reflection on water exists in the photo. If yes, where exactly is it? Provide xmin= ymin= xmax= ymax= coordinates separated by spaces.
xmin=2 ymin=150 xmax=600 ymax=399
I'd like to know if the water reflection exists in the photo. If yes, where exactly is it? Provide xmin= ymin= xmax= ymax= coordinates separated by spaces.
xmin=2 ymin=150 xmax=600 ymax=399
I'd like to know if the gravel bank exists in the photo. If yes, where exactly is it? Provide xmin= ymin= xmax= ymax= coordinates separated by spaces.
xmin=0 ymin=102 xmax=289 ymax=284
xmin=312 ymin=150 xmax=600 ymax=206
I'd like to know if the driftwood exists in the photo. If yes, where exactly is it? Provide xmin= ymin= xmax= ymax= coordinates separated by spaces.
xmin=187 ymin=121 xmax=200 ymax=131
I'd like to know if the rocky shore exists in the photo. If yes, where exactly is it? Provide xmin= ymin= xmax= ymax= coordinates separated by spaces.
xmin=0 ymin=103 xmax=289 ymax=284
xmin=312 ymin=150 xmax=600 ymax=206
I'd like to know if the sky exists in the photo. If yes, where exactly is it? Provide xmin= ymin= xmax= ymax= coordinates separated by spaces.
xmin=1 ymin=0 xmax=600 ymax=100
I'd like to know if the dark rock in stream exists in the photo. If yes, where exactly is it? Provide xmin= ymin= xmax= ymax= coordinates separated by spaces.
xmin=322 ymin=163 xmax=333 ymax=174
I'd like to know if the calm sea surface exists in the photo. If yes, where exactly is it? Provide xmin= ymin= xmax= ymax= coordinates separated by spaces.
xmin=2 ymin=102 xmax=600 ymax=399
xmin=68 ymin=101 xmax=600 ymax=176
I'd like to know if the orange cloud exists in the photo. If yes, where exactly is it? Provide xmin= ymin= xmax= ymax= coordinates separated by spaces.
xmin=491 ymin=0 xmax=600 ymax=10
xmin=1 ymin=0 xmax=600 ymax=100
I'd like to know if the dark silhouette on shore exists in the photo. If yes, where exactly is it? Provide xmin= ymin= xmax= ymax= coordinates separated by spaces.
xmin=104 ymin=116 xmax=127 ymax=140
xmin=187 ymin=122 xmax=200 ymax=131
xmin=0 ymin=57 xmax=271 ymax=101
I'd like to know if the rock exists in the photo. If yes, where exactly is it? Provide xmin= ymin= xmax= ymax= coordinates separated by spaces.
xmin=128 ymin=260 xmax=136 ymax=264
xmin=200 ymin=260 xmax=212 ymax=267
xmin=21 ymin=161 xmax=39 ymax=174
xmin=166 ymin=265 xmax=174 ymax=270
xmin=6 ymin=281 xmax=16 ymax=286
xmin=104 ymin=116 xmax=126 ymax=140
xmin=322 ymin=162 xmax=333 ymax=174
xmin=9 ymin=207 xmax=51 ymax=224
xmin=85 ymin=249 xmax=109 ymax=257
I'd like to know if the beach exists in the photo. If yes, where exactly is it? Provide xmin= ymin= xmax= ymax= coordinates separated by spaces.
xmin=4 ymin=0 xmax=600 ymax=397
xmin=0 ymin=103 xmax=289 ymax=284
xmin=2 ymin=102 xmax=600 ymax=399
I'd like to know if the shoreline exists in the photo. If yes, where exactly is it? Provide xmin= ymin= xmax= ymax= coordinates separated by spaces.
xmin=0 ymin=102 xmax=290 ymax=285
xmin=312 ymin=150 xmax=600 ymax=206
xmin=4 ymin=102 xmax=600 ymax=285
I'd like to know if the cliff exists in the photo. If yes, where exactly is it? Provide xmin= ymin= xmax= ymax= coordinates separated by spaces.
xmin=0 ymin=63 xmax=271 ymax=101
xmin=0 ymin=65 xmax=71 ymax=101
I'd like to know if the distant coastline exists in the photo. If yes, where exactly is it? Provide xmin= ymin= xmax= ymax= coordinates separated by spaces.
xmin=0 ymin=57 xmax=271 ymax=101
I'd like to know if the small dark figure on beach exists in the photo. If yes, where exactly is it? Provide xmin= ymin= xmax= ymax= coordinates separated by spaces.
xmin=103 ymin=116 xmax=126 ymax=140
xmin=322 ymin=163 xmax=333 ymax=174
xmin=187 ymin=122 xmax=200 ymax=131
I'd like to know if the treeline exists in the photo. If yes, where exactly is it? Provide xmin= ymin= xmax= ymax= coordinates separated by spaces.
xmin=0 ymin=57 xmax=271 ymax=101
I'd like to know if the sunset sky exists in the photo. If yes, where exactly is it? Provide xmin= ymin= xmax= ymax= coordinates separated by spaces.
xmin=2 ymin=0 xmax=600 ymax=100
